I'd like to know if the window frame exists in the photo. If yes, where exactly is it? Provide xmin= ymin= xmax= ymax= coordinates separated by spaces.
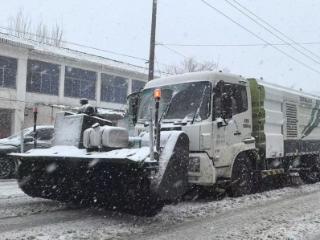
xmin=232 ymin=84 xmax=248 ymax=115
xmin=27 ymin=59 xmax=60 ymax=95
xmin=100 ymin=73 xmax=128 ymax=104
xmin=64 ymin=66 xmax=97 ymax=100
xmin=0 ymin=55 xmax=17 ymax=89
xmin=212 ymin=83 xmax=248 ymax=120
xmin=132 ymin=79 xmax=146 ymax=93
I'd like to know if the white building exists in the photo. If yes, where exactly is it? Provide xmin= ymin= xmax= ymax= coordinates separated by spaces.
xmin=0 ymin=34 xmax=148 ymax=138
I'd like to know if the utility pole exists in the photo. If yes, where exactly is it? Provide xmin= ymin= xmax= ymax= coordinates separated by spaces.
xmin=148 ymin=0 xmax=158 ymax=81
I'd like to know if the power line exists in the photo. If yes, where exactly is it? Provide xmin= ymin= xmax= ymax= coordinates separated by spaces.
xmin=0 ymin=96 xmax=76 ymax=107
xmin=157 ymin=41 xmax=320 ymax=47
xmin=0 ymin=96 xmax=124 ymax=113
xmin=200 ymin=0 xmax=320 ymax=75
xmin=0 ymin=25 xmax=148 ymax=62
xmin=223 ymin=0 xmax=320 ymax=66
xmin=0 ymin=96 xmax=50 ymax=105
xmin=154 ymin=57 xmax=171 ymax=77
xmin=229 ymin=0 xmax=320 ymax=61
xmin=0 ymin=29 xmax=149 ymax=73
xmin=0 ymin=28 xmax=174 ymax=76
xmin=155 ymin=58 xmax=162 ymax=76
xmin=0 ymin=96 xmax=27 ymax=104
xmin=158 ymin=44 xmax=188 ymax=58
xmin=0 ymin=26 xmax=177 ymax=77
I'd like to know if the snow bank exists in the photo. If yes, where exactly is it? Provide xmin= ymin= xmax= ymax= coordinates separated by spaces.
xmin=2 ymin=181 xmax=320 ymax=239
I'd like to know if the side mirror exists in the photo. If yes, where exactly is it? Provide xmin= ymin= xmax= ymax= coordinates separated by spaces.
xmin=216 ymin=80 xmax=225 ymax=91
xmin=216 ymin=117 xmax=227 ymax=128
xmin=221 ymin=92 xmax=233 ymax=120
xmin=23 ymin=136 xmax=34 ymax=143
xmin=127 ymin=91 xmax=141 ymax=126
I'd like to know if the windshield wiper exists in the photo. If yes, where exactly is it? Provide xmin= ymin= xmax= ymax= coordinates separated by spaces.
xmin=191 ymin=85 xmax=208 ymax=124
xmin=158 ymin=92 xmax=176 ymax=123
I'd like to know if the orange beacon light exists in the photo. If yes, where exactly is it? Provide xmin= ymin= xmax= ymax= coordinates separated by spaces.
xmin=154 ymin=88 xmax=161 ymax=100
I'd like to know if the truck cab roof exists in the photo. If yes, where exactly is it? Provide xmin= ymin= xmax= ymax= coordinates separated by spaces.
xmin=144 ymin=71 xmax=246 ymax=89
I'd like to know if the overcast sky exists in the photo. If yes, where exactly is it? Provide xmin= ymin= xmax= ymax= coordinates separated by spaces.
xmin=1 ymin=0 xmax=320 ymax=92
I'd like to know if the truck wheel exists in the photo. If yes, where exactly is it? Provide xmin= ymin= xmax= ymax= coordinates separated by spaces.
xmin=129 ymin=197 xmax=164 ymax=217
xmin=300 ymin=155 xmax=320 ymax=184
xmin=229 ymin=153 xmax=254 ymax=197
xmin=0 ymin=157 xmax=15 ymax=179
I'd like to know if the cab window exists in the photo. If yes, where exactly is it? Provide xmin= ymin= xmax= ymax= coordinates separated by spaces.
xmin=213 ymin=83 xmax=248 ymax=119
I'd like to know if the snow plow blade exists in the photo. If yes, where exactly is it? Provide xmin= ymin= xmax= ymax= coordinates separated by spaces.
xmin=150 ymin=132 xmax=189 ymax=201
xmin=14 ymin=131 xmax=189 ymax=216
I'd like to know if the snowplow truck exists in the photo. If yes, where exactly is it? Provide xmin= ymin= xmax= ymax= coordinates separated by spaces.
xmin=13 ymin=72 xmax=320 ymax=215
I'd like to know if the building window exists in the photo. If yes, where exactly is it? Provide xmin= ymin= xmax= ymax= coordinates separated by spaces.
xmin=0 ymin=55 xmax=17 ymax=89
xmin=27 ymin=60 xmax=60 ymax=95
xmin=101 ymin=74 xmax=128 ymax=104
xmin=132 ymin=79 xmax=146 ymax=93
xmin=64 ymin=66 xmax=96 ymax=99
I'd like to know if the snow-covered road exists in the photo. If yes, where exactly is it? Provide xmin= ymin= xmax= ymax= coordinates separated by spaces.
xmin=1 ymin=179 xmax=320 ymax=240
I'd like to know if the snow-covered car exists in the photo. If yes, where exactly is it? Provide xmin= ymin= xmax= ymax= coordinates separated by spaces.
xmin=0 ymin=125 xmax=54 ymax=179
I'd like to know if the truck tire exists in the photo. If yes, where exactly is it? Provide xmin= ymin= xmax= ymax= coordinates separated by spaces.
xmin=130 ymin=197 xmax=164 ymax=217
xmin=17 ymin=160 xmax=42 ymax=198
xmin=300 ymin=155 xmax=320 ymax=184
xmin=0 ymin=157 xmax=15 ymax=179
xmin=122 ymin=175 xmax=164 ymax=217
xmin=229 ymin=153 xmax=254 ymax=197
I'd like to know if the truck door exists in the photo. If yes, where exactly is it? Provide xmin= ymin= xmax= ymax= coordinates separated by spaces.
xmin=226 ymin=84 xmax=251 ymax=145
xmin=212 ymin=82 xmax=251 ymax=167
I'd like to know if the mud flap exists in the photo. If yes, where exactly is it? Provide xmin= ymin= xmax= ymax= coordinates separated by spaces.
xmin=289 ymin=172 xmax=303 ymax=186
xmin=151 ymin=131 xmax=189 ymax=201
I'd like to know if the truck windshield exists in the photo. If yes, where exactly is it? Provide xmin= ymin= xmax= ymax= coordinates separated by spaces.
xmin=137 ymin=81 xmax=211 ymax=122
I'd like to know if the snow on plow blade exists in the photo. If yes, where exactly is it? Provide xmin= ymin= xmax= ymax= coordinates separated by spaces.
xmin=12 ymin=131 xmax=189 ymax=216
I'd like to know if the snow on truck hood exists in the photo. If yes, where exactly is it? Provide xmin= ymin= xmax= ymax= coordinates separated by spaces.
xmin=11 ymin=145 xmax=152 ymax=162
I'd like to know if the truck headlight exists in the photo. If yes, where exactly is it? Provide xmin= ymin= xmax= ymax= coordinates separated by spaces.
xmin=189 ymin=157 xmax=200 ymax=172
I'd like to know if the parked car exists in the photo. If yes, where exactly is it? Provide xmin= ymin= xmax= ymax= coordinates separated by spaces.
xmin=0 ymin=125 xmax=54 ymax=179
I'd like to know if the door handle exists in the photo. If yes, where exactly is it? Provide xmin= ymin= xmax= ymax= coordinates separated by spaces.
xmin=234 ymin=131 xmax=241 ymax=136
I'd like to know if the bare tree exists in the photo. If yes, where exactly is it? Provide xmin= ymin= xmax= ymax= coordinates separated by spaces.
xmin=166 ymin=57 xmax=228 ymax=75
xmin=7 ymin=9 xmax=64 ymax=47
xmin=51 ymin=24 xmax=63 ymax=47
xmin=35 ymin=22 xmax=48 ymax=44
xmin=8 ymin=9 xmax=31 ymax=38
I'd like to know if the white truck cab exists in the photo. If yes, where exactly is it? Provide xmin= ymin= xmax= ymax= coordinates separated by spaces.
xmin=132 ymin=72 xmax=255 ymax=188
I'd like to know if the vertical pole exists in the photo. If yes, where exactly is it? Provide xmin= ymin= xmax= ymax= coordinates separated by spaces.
xmin=154 ymin=99 xmax=161 ymax=155
xmin=33 ymin=106 xmax=38 ymax=148
xmin=149 ymin=108 xmax=154 ymax=161
xmin=153 ymin=89 xmax=161 ymax=160
xmin=20 ymin=120 xmax=24 ymax=153
xmin=148 ymin=0 xmax=158 ymax=81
